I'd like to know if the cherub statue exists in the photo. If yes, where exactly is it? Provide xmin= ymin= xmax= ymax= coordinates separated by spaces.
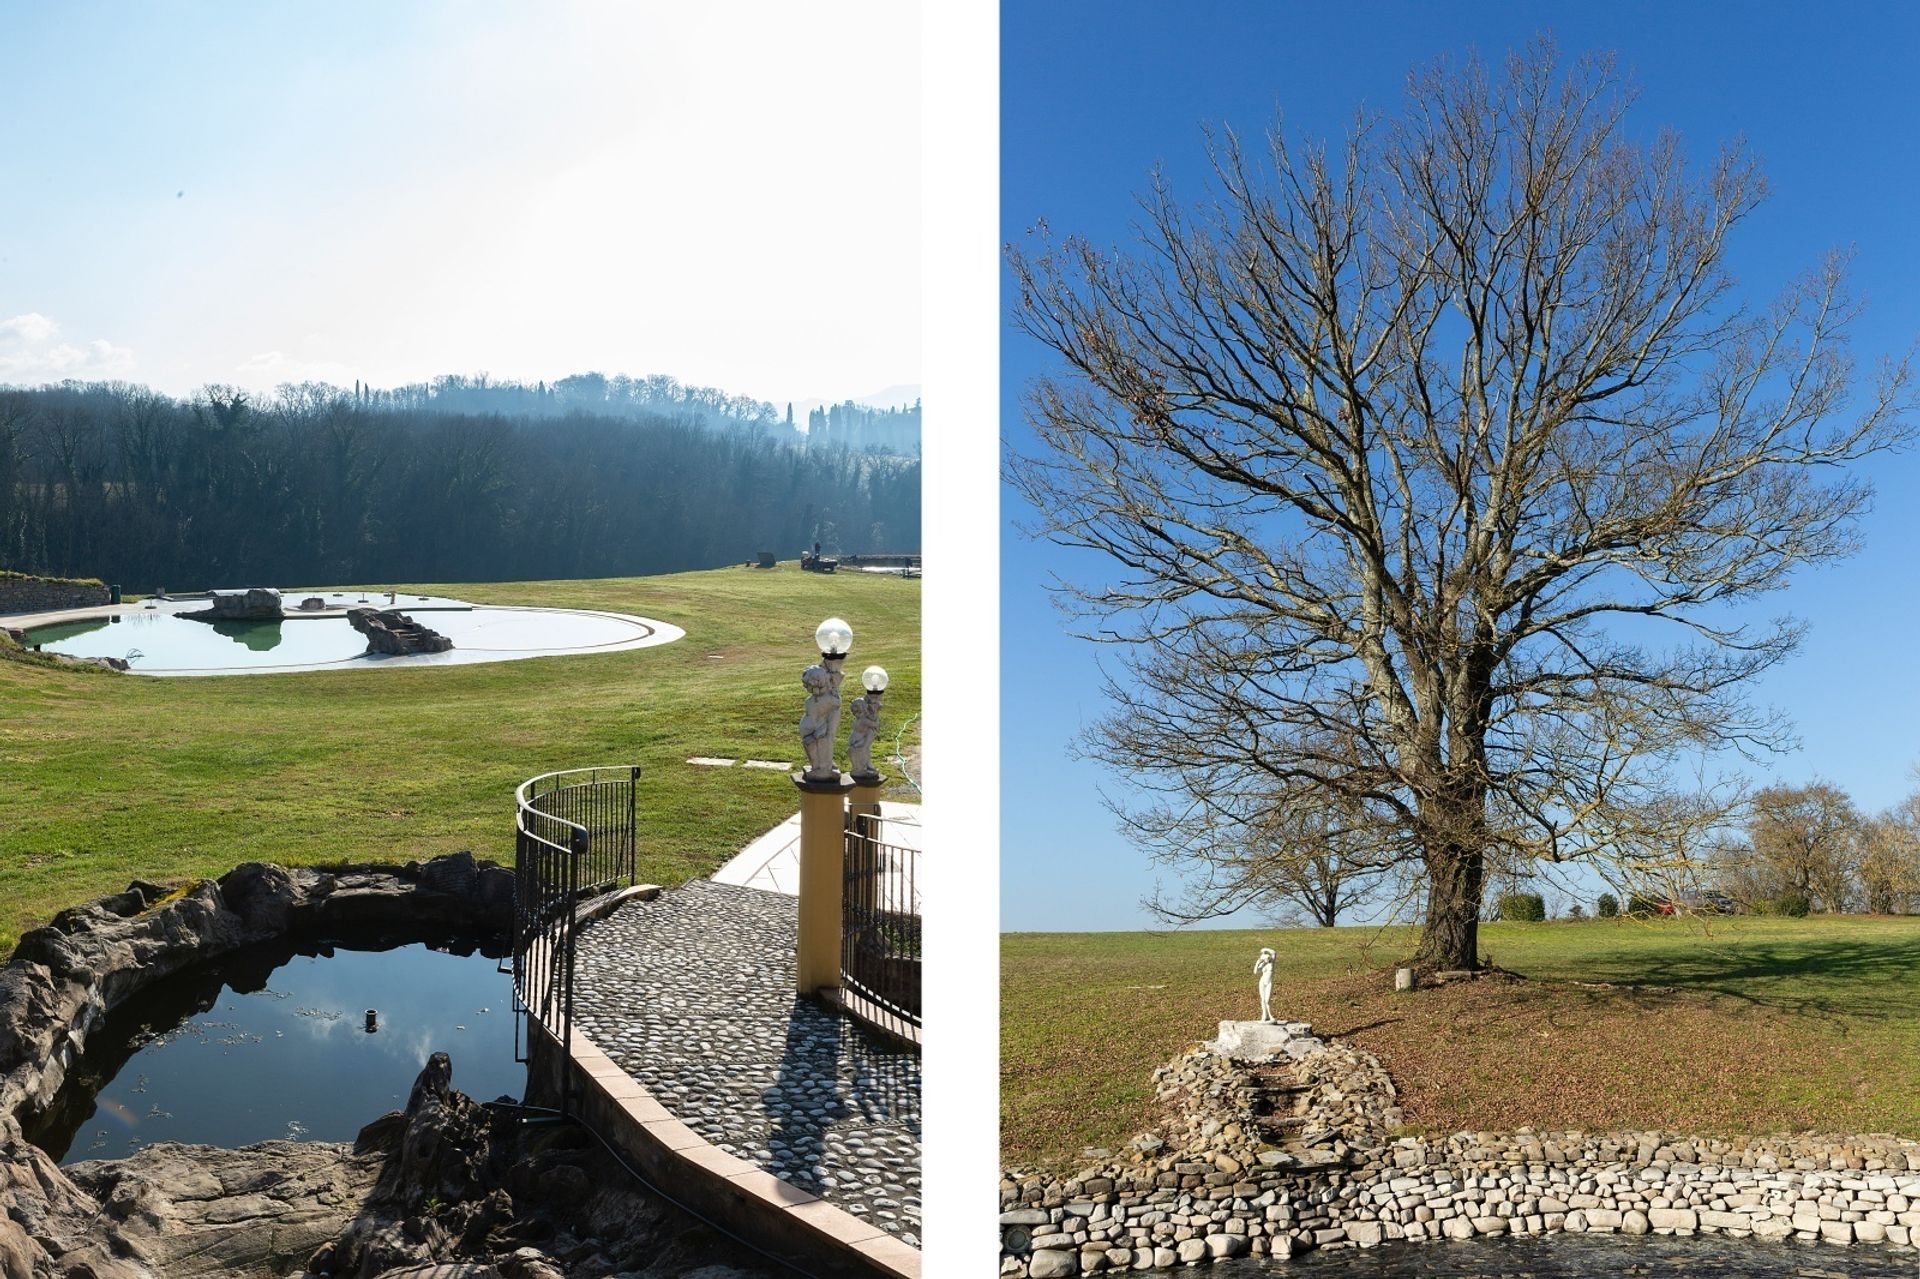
xmin=1255 ymin=947 xmax=1276 ymax=1023
xmin=798 ymin=663 xmax=840 ymax=780
xmin=847 ymin=691 xmax=883 ymax=780
xmin=824 ymin=660 xmax=846 ymax=744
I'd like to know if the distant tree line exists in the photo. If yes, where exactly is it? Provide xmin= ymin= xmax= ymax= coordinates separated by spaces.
xmin=1491 ymin=778 xmax=1920 ymax=922
xmin=1711 ymin=781 xmax=1920 ymax=916
xmin=805 ymin=400 xmax=921 ymax=455
xmin=349 ymin=370 xmax=795 ymax=438
xmin=0 ymin=381 xmax=919 ymax=589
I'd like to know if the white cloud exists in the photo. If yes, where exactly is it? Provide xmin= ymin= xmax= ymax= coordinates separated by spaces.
xmin=0 ymin=313 xmax=134 ymax=384
xmin=0 ymin=313 xmax=59 ymax=344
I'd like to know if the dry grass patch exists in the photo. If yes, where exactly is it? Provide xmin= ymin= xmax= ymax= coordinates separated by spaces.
xmin=1001 ymin=917 xmax=1920 ymax=1170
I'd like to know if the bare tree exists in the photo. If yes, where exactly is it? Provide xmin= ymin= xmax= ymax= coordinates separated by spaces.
xmin=1858 ymin=794 xmax=1920 ymax=915
xmin=1132 ymin=785 xmax=1402 ymax=927
xmin=1736 ymin=781 xmax=1862 ymax=911
xmin=1008 ymin=40 xmax=1914 ymax=970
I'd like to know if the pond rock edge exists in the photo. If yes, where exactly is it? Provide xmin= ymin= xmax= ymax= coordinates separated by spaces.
xmin=0 ymin=853 xmax=513 ymax=1278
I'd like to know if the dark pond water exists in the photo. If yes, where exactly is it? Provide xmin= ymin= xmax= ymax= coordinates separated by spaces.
xmin=1212 ymin=1233 xmax=1919 ymax=1276
xmin=27 ymin=936 xmax=523 ymax=1163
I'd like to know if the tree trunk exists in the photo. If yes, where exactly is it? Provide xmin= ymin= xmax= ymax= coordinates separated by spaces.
xmin=1413 ymin=846 xmax=1483 ymax=970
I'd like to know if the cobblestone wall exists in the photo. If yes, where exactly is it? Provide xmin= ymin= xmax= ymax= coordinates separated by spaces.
xmin=1000 ymin=1033 xmax=1920 ymax=1274
xmin=0 ymin=577 xmax=110 ymax=615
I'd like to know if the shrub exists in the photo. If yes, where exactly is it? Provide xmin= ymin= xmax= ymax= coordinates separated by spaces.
xmin=1596 ymin=893 xmax=1620 ymax=918
xmin=1759 ymin=894 xmax=1812 ymax=917
xmin=1496 ymin=891 xmax=1547 ymax=923
xmin=0 ymin=568 xmax=104 ymax=585
xmin=1567 ymin=903 xmax=1586 ymax=920
xmin=1626 ymin=893 xmax=1660 ymax=916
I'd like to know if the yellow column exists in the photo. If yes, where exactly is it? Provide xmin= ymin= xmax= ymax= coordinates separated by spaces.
xmin=793 ymin=773 xmax=853 ymax=996
xmin=849 ymin=774 xmax=886 ymax=825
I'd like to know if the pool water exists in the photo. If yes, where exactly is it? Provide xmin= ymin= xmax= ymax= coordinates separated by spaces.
xmin=20 ymin=595 xmax=676 ymax=675
xmin=27 ymin=938 xmax=523 ymax=1163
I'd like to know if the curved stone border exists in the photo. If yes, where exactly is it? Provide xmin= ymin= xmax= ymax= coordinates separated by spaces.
xmin=536 ymin=1020 xmax=920 ymax=1279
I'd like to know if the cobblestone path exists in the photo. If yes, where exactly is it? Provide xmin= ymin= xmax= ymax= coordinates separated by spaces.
xmin=574 ymin=878 xmax=922 ymax=1246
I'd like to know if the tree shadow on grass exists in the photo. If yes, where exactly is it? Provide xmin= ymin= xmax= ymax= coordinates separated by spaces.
xmin=1525 ymin=934 xmax=1920 ymax=1032
xmin=1321 ymin=1014 xmax=1405 ymax=1038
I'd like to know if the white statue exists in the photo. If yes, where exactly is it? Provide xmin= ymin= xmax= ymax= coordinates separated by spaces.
xmin=847 ymin=692 xmax=882 ymax=779
xmin=824 ymin=659 xmax=846 ymax=753
xmin=798 ymin=664 xmax=840 ymax=780
xmin=1255 ymin=947 xmax=1276 ymax=1023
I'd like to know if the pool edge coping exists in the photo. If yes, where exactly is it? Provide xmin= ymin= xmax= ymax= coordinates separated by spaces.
xmin=556 ymin=1027 xmax=920 ymax=1279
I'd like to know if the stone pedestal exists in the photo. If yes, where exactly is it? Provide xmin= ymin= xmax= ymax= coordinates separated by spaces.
xmin=792 ymin=773 xmax=854 ymax=996
xmin=1209 ymin=1019 xmax=1323 ymax=1061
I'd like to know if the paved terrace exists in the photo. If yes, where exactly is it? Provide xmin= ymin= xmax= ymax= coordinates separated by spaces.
xmin=712 ymin=801 xmax=923 ymax=896
xmin=572 ymin=878 xmax=922 ymax=1247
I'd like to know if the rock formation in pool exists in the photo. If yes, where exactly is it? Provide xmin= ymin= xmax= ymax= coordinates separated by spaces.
xmin=180 ymin=587 xmax=286 ymax=623
xmin=348 ymin=608 xmax=454 ymax=656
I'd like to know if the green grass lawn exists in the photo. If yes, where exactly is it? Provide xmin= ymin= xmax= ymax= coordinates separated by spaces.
xmin=1002 ymin=915 xmax=1920 ymax=1170
xmin=0 ymin=565 xmax=918 ymax=954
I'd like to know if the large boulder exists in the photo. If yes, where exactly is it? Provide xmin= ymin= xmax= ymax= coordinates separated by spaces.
xmin=348 ymin=609 xmax=454 ymax=656
xmin=183 ymin=588 xmax=284 ymax=622
xmin=62 ymin=1138 xmax=381 ymax=1277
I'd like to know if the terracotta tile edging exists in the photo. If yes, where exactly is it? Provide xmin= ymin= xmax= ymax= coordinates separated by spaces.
xmin=548 ymin=1025 xmax=920 ymax=1279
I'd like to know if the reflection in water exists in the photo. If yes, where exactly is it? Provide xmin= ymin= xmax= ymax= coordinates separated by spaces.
xmin=24 ymin=935 xmax=521 ymax=1164
xmin=17 ymin=617 xmax=110 ymax=646
xmin=208 ymin=619 xmax=284 ymax=652
xmin=1214 ymin=1232 xmax=1919 ymax=1276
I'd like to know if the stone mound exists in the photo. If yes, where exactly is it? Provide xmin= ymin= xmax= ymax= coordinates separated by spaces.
xmin=348 ymin=609 xmax=454 ymax=655
xmin=180 ymin=587 xmax=285 ymax=622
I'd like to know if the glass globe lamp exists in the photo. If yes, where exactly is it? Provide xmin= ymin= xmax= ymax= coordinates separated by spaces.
xmin=815 ymin=617 xmax=853 ymax=658
xmin=862 ymin=665 xmax=889 ymax=693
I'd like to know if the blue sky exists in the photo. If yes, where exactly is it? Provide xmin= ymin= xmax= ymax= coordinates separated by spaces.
xmin=1000 ymin=2 xmax=1920 ymax=931
xmin=0 ymin=3 xmax=919 ymax=407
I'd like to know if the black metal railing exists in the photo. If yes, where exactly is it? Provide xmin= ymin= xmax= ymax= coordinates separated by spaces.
xmin=841 ymin=807 xmax=922 ymax=1041
xmin=512 ymin=765 xmax=640 ymax=1113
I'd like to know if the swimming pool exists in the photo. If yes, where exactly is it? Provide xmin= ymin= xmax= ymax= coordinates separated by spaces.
xmin=15 ymin=592 xmax=683 ymax=676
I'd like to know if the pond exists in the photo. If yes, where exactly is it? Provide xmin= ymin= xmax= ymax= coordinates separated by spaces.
xmin=25 ymin=936 xmax=523 ymax=1163
xmin=1213 ymin=1232 xmax=1919 ymax=1276
xmin=18 ymin=593 xmax=678 ymax=675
